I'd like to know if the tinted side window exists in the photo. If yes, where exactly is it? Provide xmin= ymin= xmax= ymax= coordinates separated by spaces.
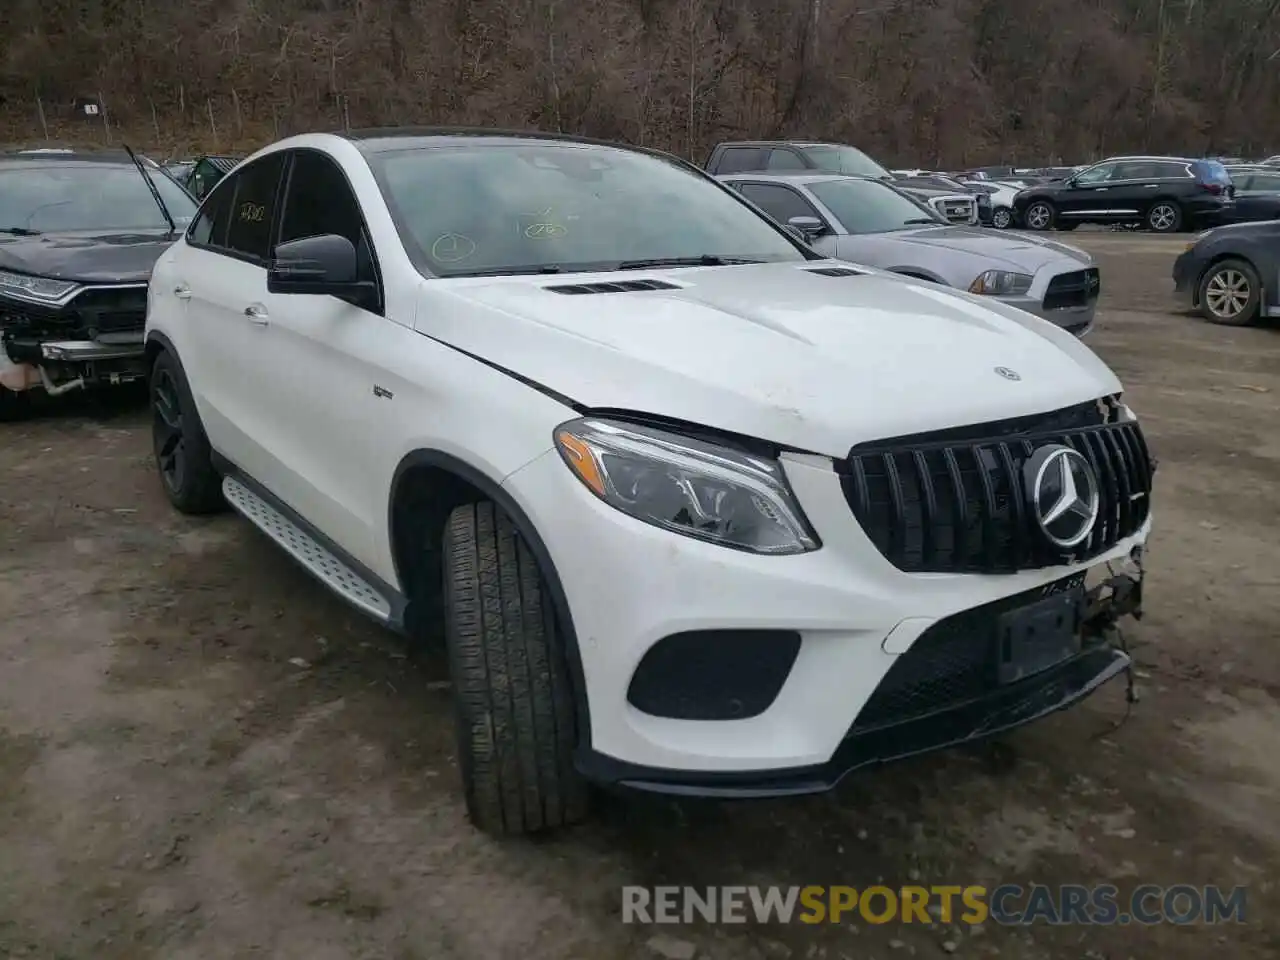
xmin=1252 ymin=173 xmax=1280 ymax=191
xmin=738 ymin=183 xmax=820 ymax=223
xmin=766 ymin=149 xmax=808 ymax=171
xmin=279 ymin=151 xmax=365 ymax=249
xmin=714 ymin=147 xmax=764 ymax=174
xmin=187 ymin=182 xmax=234 ymax=248
xmin=279 ymin=150 xmax=379 ymax=289
xmin=1074 ymin=163 xmax=1117 ymax=185
xmin=1143 ymin=161 xmax=1189 ymax=179
xmin=224 ymin=153 xmax=287 ymax=261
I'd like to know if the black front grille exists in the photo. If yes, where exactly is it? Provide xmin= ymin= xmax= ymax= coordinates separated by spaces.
xmin=1043 ymin=268 xmax=1100 ymax=310
xmin=71 ymin=285 xmax=148 ymax=334
xmin=840 ymin=401 xmax=1154 ymax=574
xmin=0 ymin=285 xmax=147 ymax=338
xmin=850 ymin=573 xmax=1086 ymax=732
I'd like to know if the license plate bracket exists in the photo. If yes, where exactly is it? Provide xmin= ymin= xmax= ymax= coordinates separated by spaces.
xmin=995 ymin=588 xmax=1085 ymax=685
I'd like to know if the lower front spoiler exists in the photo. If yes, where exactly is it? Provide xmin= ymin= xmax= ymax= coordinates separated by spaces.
xmin=577 ymin=645 xmax=1130 ymax=799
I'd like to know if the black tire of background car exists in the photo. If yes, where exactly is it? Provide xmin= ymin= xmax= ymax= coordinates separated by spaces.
xmin=1196 ymin=258 xmax=1262 ymax=327
xmin=0 ymin=384 xmax=30 ymax=422
xmin=149 ymin=350 xmax=226 ymax=514
xmin=1024 ymin=201 xmax=1055 ymax=230
xmin=992 ymin=207 xmax=1013 ymax=229
xmin=442 ymin=500 xmax=589 ymax=835
xmin=1146 ymin=201 xmax=1183 ymax=233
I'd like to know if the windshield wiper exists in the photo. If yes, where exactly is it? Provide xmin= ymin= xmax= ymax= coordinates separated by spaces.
xmin=0 ymin=226 xmax=40 ymax=236
xmin=444 ymin=265 xmax=566 ymax=278
xmin=616 ymin=255 xmax=765 ymax=270
xmin=122 ymin=142 xmax=177 ymax=237
xmin=902 ymin=218 xmax=941 ymax=225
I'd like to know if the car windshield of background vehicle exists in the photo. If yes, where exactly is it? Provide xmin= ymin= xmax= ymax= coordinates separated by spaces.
xmin=808 ymin=178 xmax=943 ymax=234
xmin=371 ymin=144 xmax=809 ymax=277
xmin=0 ymin=165 xmax=198 ymax=233
xmin=801 ymin=145 xmax=892 ymax=179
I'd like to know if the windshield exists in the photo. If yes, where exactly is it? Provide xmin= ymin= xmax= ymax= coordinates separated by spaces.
xmin=798 ymin=145 xmax=892 ymax=179
xmin=369 ymin=143 xmax=807 ymax=277
xmin=0 ymin=163 xmax=197 ymax=233
xmin=808 ymin=178 xmax=943 ymax=234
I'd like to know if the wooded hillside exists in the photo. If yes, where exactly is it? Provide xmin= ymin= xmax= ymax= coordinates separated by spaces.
xmin=1 ymin=0 xmax=1277 ymax=164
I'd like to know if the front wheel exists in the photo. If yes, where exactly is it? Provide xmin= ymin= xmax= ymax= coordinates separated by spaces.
xmin=442 ymin=500 xmax=589 ymax=835
xmin=1147 ymin=201 xmax=1183 ymax=233
xmin=1197 ymin=259 xmax=1261 ymax=326
xmin=991 ymin=207 xmax=1013 ymax=229
xmin=1023 ymin=201 xmax=1055 ymax=230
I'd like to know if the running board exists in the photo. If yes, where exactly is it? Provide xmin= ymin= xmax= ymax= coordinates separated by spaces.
xmin=222 ymin=476 xmax=395 ymax=624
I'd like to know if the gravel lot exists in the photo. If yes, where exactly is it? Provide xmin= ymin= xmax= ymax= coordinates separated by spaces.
xmin=2 ymin=232 xmax=1278 ymax=959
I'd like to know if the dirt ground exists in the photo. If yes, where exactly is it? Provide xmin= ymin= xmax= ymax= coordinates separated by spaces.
xmin=2 ymin=232 xmax=1279 ymax=960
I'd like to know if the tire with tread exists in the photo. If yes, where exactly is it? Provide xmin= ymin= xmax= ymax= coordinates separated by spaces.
xmin=150 ymin=349 xmax=225 ymax=514
xmin=442 ymin=500 xmax=588 ymax=835
xmin=1023 ymin=200 xmax=1055 ymax=230
xmin=1146 ymin=200 xmax=1183 ymax=233
xmin=1196 ymin=258 xmax=1262 ymax=327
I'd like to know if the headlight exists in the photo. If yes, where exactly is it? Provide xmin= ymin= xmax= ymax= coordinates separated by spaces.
xmin=553 ymin=417 xmax=820 ymax=555
xmin=969 ymin=270 xmax=1033 ymax=296
xmin=0 ymin=269 xmax=82 ymax=305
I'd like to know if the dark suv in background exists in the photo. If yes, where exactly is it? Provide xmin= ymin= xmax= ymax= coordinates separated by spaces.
xmin=1013 ymin=156 xmax=1234 ymax=233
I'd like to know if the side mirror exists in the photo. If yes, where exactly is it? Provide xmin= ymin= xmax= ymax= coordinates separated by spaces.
xmin=788 ymin=215 xmax=826 ymax=239
xmin=268 ymin=234 xmax=359 ymax=296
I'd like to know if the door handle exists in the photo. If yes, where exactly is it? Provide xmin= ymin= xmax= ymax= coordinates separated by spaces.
xmin=173 ymin=284 xmax=192 ymax=300
xmin=244 ymin=304 xmax=269 ymax=325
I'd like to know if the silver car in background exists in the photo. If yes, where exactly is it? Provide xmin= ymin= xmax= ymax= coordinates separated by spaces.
xmin=718 ymin=172 xmax=1101 ymax=336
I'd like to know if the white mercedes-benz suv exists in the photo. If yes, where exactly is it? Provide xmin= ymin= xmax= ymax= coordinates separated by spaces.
xmin=145 ymin=129 xmax=1154 ymax=835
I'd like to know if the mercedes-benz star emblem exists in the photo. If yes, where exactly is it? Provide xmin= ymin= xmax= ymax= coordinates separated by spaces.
xmin=994 ymin=366 xmax=1021 ymax=381
xmin=1023 ymin=444 xmax=1100 ymax=550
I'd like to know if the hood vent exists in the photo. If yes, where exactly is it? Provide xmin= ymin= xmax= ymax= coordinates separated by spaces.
xmin=546 ymin=278 xmax=679 ymax=295
xmin=805 ymin=266 xmax=863 ymax=277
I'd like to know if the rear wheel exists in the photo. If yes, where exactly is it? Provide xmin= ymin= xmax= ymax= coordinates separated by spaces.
xmin=441 ymin=500 xmax=589 ymax=835
xmin=1197 ymin=259 xmax=1261 ymax=326
xmin=150 ymin=350 xmax=225 ymax=513
xmin=1147 ymin=201 xmax=1183 ymax=233
xmin=1023 ymin=201 xmax=1055 ymax=230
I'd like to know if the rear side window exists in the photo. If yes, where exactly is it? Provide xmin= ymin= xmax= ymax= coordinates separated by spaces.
xmin=713 ymin=147 xmax=764 ymax=174
xmin=224 ymin=153 xmax=287 ymax=261
xmin=1192 ymin=160 xmax=1232 ymax=186
xmin=187 ymin=183 xmax=234 ymax=248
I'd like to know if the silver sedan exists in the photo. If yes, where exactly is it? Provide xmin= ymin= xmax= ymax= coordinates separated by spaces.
xmin=718 ymin=172 xmax=1101 ymax=336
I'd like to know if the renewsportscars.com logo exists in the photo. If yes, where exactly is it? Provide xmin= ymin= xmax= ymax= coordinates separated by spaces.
xmin=622 ymin=884 xmax=1247 ymax=926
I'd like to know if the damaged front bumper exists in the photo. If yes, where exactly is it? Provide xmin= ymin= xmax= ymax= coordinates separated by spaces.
xmin=1 ymin=332 xmax=146 ymax=396
xmin=581 ymin=556 xmax=1148 ymax=798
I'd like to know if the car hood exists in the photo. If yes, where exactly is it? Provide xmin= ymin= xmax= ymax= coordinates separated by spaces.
xmin=418 ymin=261 xmax=1121 ymax=457
xmin=860 ymin=225 xmax=1093 ymax=273
xmin=0 ymin=230 xmax=176 ymax=284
